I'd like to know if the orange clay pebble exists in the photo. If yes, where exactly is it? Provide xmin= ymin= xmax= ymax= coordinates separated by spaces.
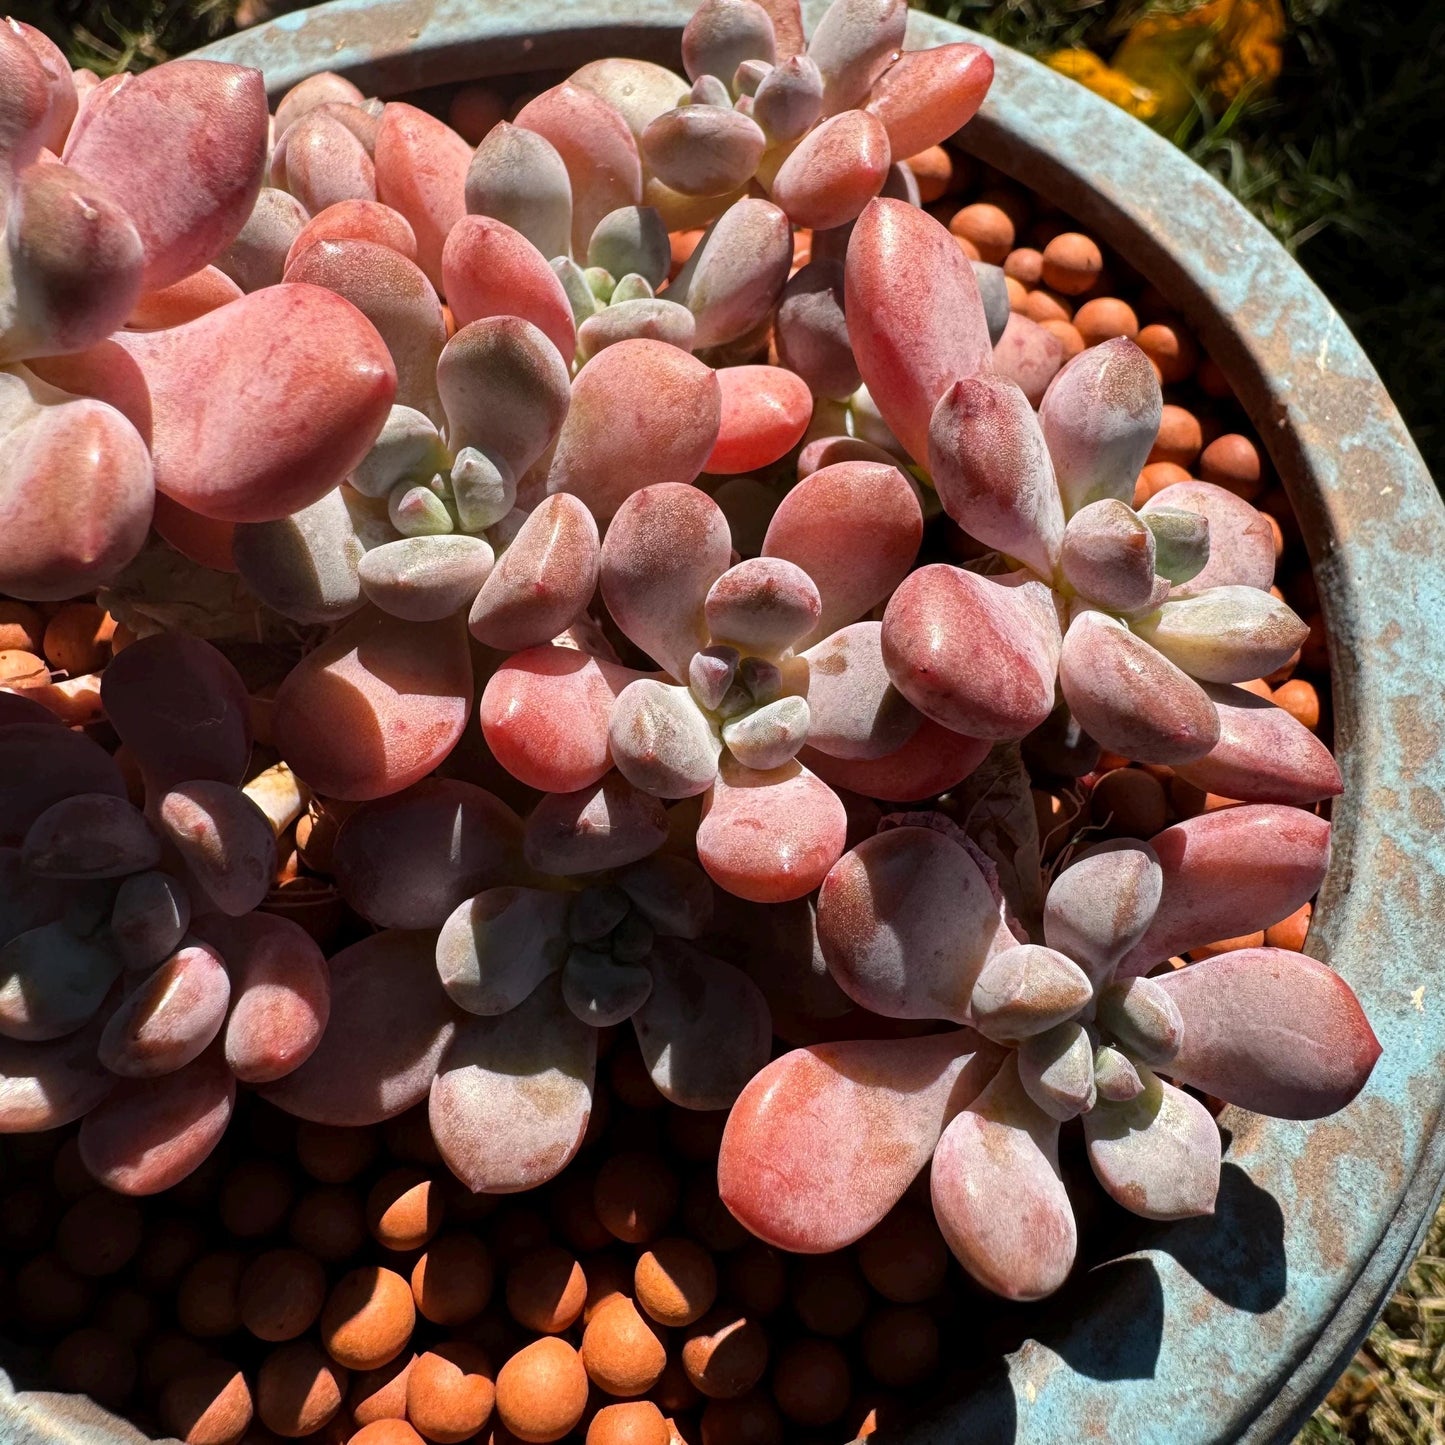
xmin=1197 ymin=353 xmax=1232 ymax=397
xmin=1002 ymin=246 xmax=1043 ymax=284
xmin=0 ymin=600 xmax=43 ymax=652
xmin=0 ymin=649 xmax=46 ymax=683
xmin=296 ymin=1121 xmax=379 ymax=1183
xmin=367 ymin=1168 xmax=443 ymax=1251
xmin=582 ymin=1250 xmax=634 ymax=1323
xmin=772 ymin=1337 xmax=851 ymax=1427
xmin=635 ymin=1238 xmax=717 ymax=1327
xmin=978 ymin=184 xmax=1031 ymax=230
xmin=903 ymin=145 xmax=952 ymax=203
xmin=669 ymin=229 xmax=704 ymax=278
xmin=587 ymin=1400 xmax=670 ymax=1445
xmin=413 ymin=1232 xmax=495 ymax=1325
xmin=407 ymin=1342 xmax=496 ymax=1444
xmin=383 ymin=1107 xmax=444 ymax=1167
xmin=49 ymin=1326 xmax=136 ymax=1409
xmin=861 ymin=1305 xmax=940 ymax=1389
xmin=1137 ymin=321 xmax=1198 ymax=384
xmin=581 ymin=1295 xmax=667 ymax=1396
xmin=1198 ymin=433 xmax=1264 ymax=501
xmin=321 ymin=1266 xmax=416 ymax=1371
xmin=1235 ymin=677 xmax=1273 ymax=700
xmin=240 ymin=1248 xmax=328 ymax=1342
xmin=94 ymin=1285 xmax=159 ymax=1346
xmin=1073 ymin=296 xmax=1139 ymax=346
xmin=507 ymin=1245 xmax=587 ymax=1333
xmin=653 ymin=1356 xmax=703 ymax=1414
xmin=724 ymin=1240 xmax=787 ymax=1318
xmin=351 ymin=1423 xmax=425 ymax=1444
xmin=1090 ymin=768 xmax=1168 ymax=838
xmin=1272 ymin=678 xmax=1320 ymax=730
xmin=680 ymin=1309 xmax=769 ymax=1399
xmin=42 ymin=602 xmax=115 ymax=674
xmin=15 ymin=1252 xmax=94 ymax=1333
xmin=178 ymin=1251 xmax=247 ymax=1338
xmin=257 ymin=1339 xmax=348 ymax=1438
xmin=56 ymin=1190 xmax=143 ymax=1276
xmin=143 ymin=1332 xmax=210 ymax=1396
xmin=948 ymin=202 xmax=1013 ymax=264
xmin=162 ymin=1361 xmax=255 ymax=1445
xmin=700 ymin=1393 xmax=784 ymax=1445
xmin=1138 ymin=461 xmax=1192 ymax=501
xmin=1266 ymin=901 xmax=1313 ymax=951
xmin=1018 ymin=287 xmax=1072 ymax=324
xmin=791 ymin=1253 xmax=868 ymax=1336
xmin=550 ymin=1169 xmax=613 ymax=1252
xmin=594 ymin=1152 xmax=679 ymax=1243
xmin=1040 ymin=232 xmax=1102 ymax=295
xmin=290 ymin=1185 xmax=368 ymax=1263
xmin=220 ymin=1158 xmax=295 ymax=1238
xmin=349 ymin=1352 xmax=415 ymax=1427
xmin=680 ymin=1173 xmax=749 ymax=1253
xmin=1004 ymin=274 xmax=1029 ymax=311
xmin=1040 ymin=319 xmax=1085 ymax=361
xmin=951 ymin=232 xmax=980 ymax=261
xmin=857 ymin=1201 xmax=949 ymax=1303
xmin=1192 ymin=931 xmax=1266 ymax=960
xmin=1147 ymin=404 xmax=1203 ymax=469
xmin=495 ymin=1337 xmax=589 ymax=1442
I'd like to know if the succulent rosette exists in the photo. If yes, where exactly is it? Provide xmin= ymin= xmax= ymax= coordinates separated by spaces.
xmin=718 ymin=807 xmax=1380 ymax=1300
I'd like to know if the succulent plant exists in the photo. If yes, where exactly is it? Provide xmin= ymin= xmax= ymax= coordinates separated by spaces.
xmin=718 ymin=808 xmax=1379 ymax=1299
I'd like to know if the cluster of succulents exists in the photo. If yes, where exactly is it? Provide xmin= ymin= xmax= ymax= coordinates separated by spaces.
xmin=0 ymin=0 xmax=1376 ymax=1360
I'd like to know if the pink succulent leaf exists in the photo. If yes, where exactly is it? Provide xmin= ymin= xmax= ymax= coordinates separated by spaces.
xmin=1084 ymin=1067 xmax=1222 ymax=1219
xmin=844 ymin=199 xmax=993 ymax=467
xmin=1119 ymin=805 xmax=1332 ymax=976
xmin=616 ymin=854 xmax=715 ymax=939
xmin=705 ymin=557 xmax=821 ymax=657
xmin=968 ymin=944 xmax=1093 ymax=1045
xmin=802 ymin=622 xmax=921 ymax=761
xmin=1173 ymin=683 xmax=1343 ymax=805
xmin=991 ymin=312 xmax=1065 ymax=409
xmin=1017 ymin=1019 xmax=1096 ymax=1120
xmin=261 ymin=930 xmax=458 ymax=1127
xmin=771 ymin=110 xmax=891 ymax=231
xmin=1058 ymin=610 xmax=1221 ymax=765
xmin=600 ymin=482 xmax=733 ymax=677
xmin=430 ymin=976 xmax=596 ymax=1192
xmin=523 ymin=772 xmax=670 ymax=877
xmin=682 ymin=0 xmax=777 ymax=85
xmin=1059 ymin=499 xmax=1158 ymax=613
xmin=464 ymin=121 xmax=572 ymax=265
xmin=927 ymin=373 xmax=1064 ymax=580
xmin=632 ymin=939 xmax=772 ymax=1108
xmin=807 ymin=0 xmax=908 ymax=115
xmin=816 ymin=825 xmax=998 ymax=1022
xmin=763 ymin=460 xmax=922 ymax=642
xmin=1130 ymin=586 xmax=1310 ymax=686
xmin=0 ymin=1005 xmax=115 ymax=1131
xmin=480 ymin=645 xmax=644 ymax=796
xmin=881 ymin=565 xmax=1061 ymax=740
xmin=609 ymin=678 xmax=722 ymax=799
xmin=436 ymin=886 xmax=571 ymax=1018
xmin=717 ymin=1028 xmax=1002 ymax=1252
xmin=373 ymin=101 xmax=471 ymax=291
xmin=930 ymin=1052 xmax=1076 ymax=1301
xmin=1153 ymin=948 xmax=1381 ymax=1118
xmin=698 ymin=754 xmax=846 ymax=902
xmin=800 ymin=716 xmax=989 ymax=803
xmin=864 ymin=42 xmax=993 ymax=160
xmin=1141 ymin=480 xmax=1275 ymax=598
xmin=1042 ymin=840 xmax=1162 ymax=987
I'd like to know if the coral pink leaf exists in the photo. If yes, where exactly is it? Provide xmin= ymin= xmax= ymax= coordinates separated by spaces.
xmin=930 ymin=1054 xmax=1076 ymax=1300
xmin=704 ymin=365 xmax=813 ymax=476
xmin=442 ymin=215 xmax=576 ymax=363
xmin=373 ymin=101 xmax=472 ymax=292
xmin=113 ymin=284 xmax=395 ymax=523
xmin=927 ymin=373 xmax=1063 ymax=579
xmin=1058 ymin=610 xmax=1220 ymax=764
xmin=633 ymin=940 xmax=772 ymax=1109
xmin=802 ymin=621 xmax=921 ymax=761
xmin=698 ymin=756 xmax=847 ymax=902
xmin=1142 ymin=481 xmax=1275 ymax=598
xmin=514 ymin=83 xmax=643 ymax=259
xmin=807 ymin=0 xmax=908 ymax=115
xmin=285 ymin=199 xmax=418 ymax=272
xmin=79 ymin=1045 xmax=235 ymax=1196
xmin=799 ymin=717 xmax=989 ymax=802
xmin=763 ymin=460 xmax=922 ymax=641
xmin=991 ymin=312 xmax=1065 ymax=408
xmin=430 ymin=978 xmax=596 ymax=1193
xmin=609 ymin=679 xmax=721 ymax=799
xmin=1083 ymin=1069 xmax=1221 ymax=1219
xmin=98 ymin=941 xmax=230 ymax=1079
xmin=480 ymin=645 xmax=643 ymax=795
xmin=844 ymin=198 xmax=992 ymax=466
xmin=11 ymin=22 xmax=77 ymax=156
xmin=547 ymin=341 xmax=722 ymax=522
xmin=1154 ymin=948 xmax=1380 ymax=1118
xmin=1119 ymin=805 xmax=1332 ymax=975
xmin=717 ymin=1028 xmax=1002 ymax=1251
xmin=128 ymin=265 xmax=242 ymax=330
xmin=1173 ymin=683 xmax=1343 ymax=805
xmin=273 ymin=609 xmax=473 ymax=802
xmin=881 ymin=565 xmax=1061 ymax=739
xmin=1043 ymin=840 xmax=1162 ymax=985
xmin=63 ymin=60 xmax=268 ymax=291
xmin=600 ymin=482 xmax=733 ymax=676
xmin=261 ymin=930 xmax=457 ymax=1126
xmin=816 ymin=826 xmax=997 ymax=1021
xmin=864 ymin=42 xmax=993 ymax=160
xmin=523 ymin=772 xmax=670 ymax=876
xmin=770 ymin=110 xmax=891 ymax=232
xmin=469 ymin=494 xmax=599 ymax=653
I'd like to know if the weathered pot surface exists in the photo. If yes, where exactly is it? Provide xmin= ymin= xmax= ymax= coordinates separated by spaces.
xmin=6 ymin=2 xmax=1443 ymax=1441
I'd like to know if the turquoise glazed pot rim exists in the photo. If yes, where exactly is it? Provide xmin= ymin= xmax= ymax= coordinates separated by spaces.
xmin=21 ymin=3 xmax=1436 ymax=1442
